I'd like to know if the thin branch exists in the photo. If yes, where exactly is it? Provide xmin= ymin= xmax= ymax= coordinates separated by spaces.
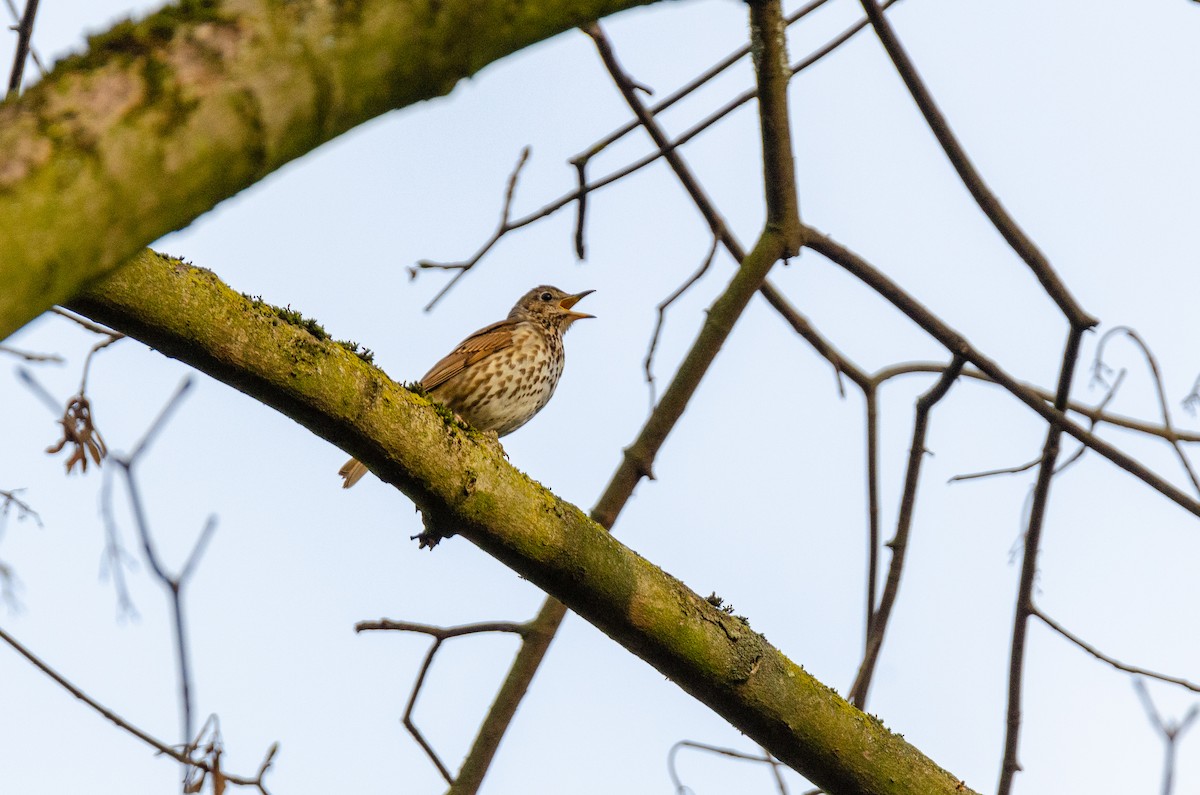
xmin=407 ymin=639 xmax=454 ymax=783
xmin=1046 ymin=368 xmax=1126 ymax=476
xmin=1093 ymin=326 xmax=1200 ymax=496
xmin=948 ymin=458 xmax=1039 ymax=483
xmin=0 ymin=344 xmax=62 ymax=363
xmin=78 ymin=332 xmax=124 ymax=395
xmin=1032 ymin=606 xmax=1200 ymax=693
xmin=408 ymin=147 xmax=531 ymax=311
xmin=0 ymin=489 xmax=39 ymax=612
xmin=0 ymin=487 xmax=41 ymax=527
xmin=128 ymin=377 xmax=194 ymax=461
xmin=3 ymin=0 xmax=44 ymax=77
xmin=51 ymin=306 xmax=119 ymax=336
xmin=667 ymin=740 xmax=792 ymax=795
xmin=856 ymin=0 xmax=1096 ymax=330
xmin=644 ymin=235 xmax=720 ymax=408
xmin=98 ymin=467 xmax=140 ymax=620
xmin=849 ymin=355 xmax=965 ymax=707
xmin=15 ymin=367 xmax=61 ymax=413
xmin=111 ymin=377 xmax=206 ymax=747
xmin=0 ymin=624 xmax=274 ymax=790
xmin=997 ymin=326 xmax=1086 ymax=795
xmin=948 ymin=368 xmax=1126 ymax=483
xmin=862 ymin=385 xmax=880 ymax=638
xmin=865 ymin=361 xmax=1200 ymax=444
xmin=355 ymin=618 xmax=530 ymax=784
xmin=355 ymin=619 xmax=529 ymax=639
xmin=6 ymin=0 xmax=39 ymax=97
xmin=1133 ymin=679 xmax=1200 ymax=795
xmin=572 ymin=0 xmax=834 ymax=165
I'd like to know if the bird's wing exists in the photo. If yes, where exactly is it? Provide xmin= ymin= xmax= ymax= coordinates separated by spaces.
xmin=419 ymin=320 xmax=516 ymax=392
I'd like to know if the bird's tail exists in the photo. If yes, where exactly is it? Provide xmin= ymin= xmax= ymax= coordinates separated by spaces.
xmin=338 ymin=457 xmax=369 ymax=489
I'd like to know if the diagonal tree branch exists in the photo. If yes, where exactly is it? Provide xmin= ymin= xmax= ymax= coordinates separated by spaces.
xmin=1032 ymin=606 xmax=1200 ymax=694
xmin=67 ymin=251 xmax=978 ymax=795
xmin=802 ymin=229 xmax=1200 ymax=518
xmin=0 ymin=0 xmax=667 ymax=340
xmin=855 ymin=0 xmax=1096 ymax=329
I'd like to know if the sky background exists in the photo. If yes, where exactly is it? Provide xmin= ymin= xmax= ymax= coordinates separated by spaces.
xmin=2 ymin=0 xmax=1200 ymax=793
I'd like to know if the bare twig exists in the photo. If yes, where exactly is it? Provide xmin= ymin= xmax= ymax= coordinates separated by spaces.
xmin=948 ymin=369 xmax=1127 ymax=483
xmin=3 ymin=0 xmax=43 ymax=77
xmin=948 ymin=458 xmax=1040 ymax=483
xmin=849 ymin=356 xmax=965 ymax=707
xmin=0 ymin=488 xmax=38 ymax=609
xmin=667 ymin=740 xmax=792 ymax=795
xmin=862 ymin=385 xmax=880 ymax=635
xmin=0 ymin=344 xmax=62 ymax=363
xmin=407 ymin=639 xmax=454 ymax=783
xmin=0 ymin=488 xmax=41 ymax=528
xmin=644 ymin=235 xmax=720 ymax=408
xmin=109 ymin=377 xmax=208 ymax=750
xmin=408 ymin=147 xmax=531 ymax=310
xmin=856 ymin=0 xmax=1095 ymax=330
xmin=356 ymin=618 xmax=529 ymax=784
xmin=51 ymin=306 xmax=119 ymax=336
xmin=78 ymin=333 xmax=125 ymax=396
xmin=1133 ymin=679 xmax=1200 ymax=795
xmin=572 ymin=0 xmax=834 ymax=166
xmin=128 ymin=377 xmax=194 ymax=461
xmin=6 ymin=0 xmax=39 ymax=97
xmin=1047 ymin=368 xmax=1125 ymax=475
xmin=1093 ymin=327 xmax=1200 ymax=496
xmin=1032 ymin=607 xmax=1200 ymax=694
xmin=355 ymin=619 xmax=529 ymax=639
xmin=0 ymin=624 xmax=275 ymax=791
xmin=862 ymin=361 xmax=1200 ymax=444
xmin=99 ymin=468 xmax=140 ymax=620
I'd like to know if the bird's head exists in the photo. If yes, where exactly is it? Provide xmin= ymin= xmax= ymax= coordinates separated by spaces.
xmin=510 ymin=286 xmax=595 ymax=332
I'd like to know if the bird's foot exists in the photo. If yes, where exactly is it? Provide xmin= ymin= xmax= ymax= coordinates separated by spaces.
xmin=412 ymin=507 xmax=455 ymax=550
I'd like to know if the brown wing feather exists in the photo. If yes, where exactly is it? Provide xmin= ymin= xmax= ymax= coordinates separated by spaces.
xmin=419 ymin=320 xmax=516 ymax=392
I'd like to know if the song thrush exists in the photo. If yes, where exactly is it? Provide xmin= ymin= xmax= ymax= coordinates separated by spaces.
xmin=338 ymin=285 xmax=594 ymax=488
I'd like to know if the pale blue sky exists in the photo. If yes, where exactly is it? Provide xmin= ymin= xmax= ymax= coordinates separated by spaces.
xmin=2 ymin=1 xmax=1199 ymax=793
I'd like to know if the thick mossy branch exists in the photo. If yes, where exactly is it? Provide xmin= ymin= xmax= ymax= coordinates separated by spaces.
xmin=67 ymin=251 xmax=977 ymax=795
xmin=0 ymin=0 xmax=663 ymax=340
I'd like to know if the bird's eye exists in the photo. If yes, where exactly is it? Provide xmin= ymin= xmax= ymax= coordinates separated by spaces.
xmin=540 ymin=292 xmax=553 ymax=302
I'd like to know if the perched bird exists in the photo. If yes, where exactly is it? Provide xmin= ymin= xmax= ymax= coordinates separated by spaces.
xmin=338 ymin=285 xmax=594 ymax=488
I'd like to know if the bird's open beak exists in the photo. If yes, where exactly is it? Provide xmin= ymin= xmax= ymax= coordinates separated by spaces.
xmin=559 ymin=289 xmax=595 ymax=320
